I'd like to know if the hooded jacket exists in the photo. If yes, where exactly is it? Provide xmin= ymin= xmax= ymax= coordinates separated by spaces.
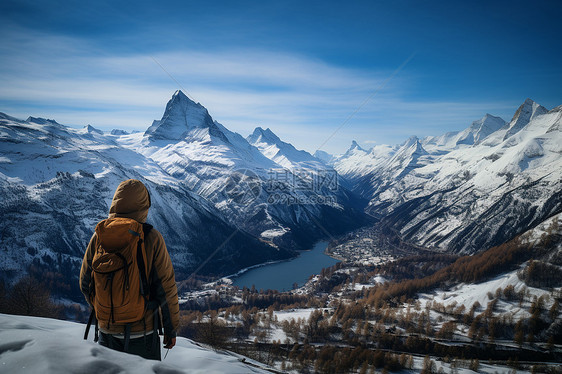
xmin=79 ymin=179 xmax=180 ymax=338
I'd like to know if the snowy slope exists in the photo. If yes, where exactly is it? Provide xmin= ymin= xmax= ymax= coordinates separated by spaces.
xmin=419 ymin=212 xmax=562 ymax=320
xmin=0 ymin=113 xmax=292 ymax=298
xmin=330 ymin=141 xmax=397 ymax=181
xmin=0 ymin=313 xmax=269 ymax=374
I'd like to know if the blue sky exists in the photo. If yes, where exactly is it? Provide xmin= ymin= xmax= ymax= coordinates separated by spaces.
xmin=1 ymin=0 xmax=561 ymax=154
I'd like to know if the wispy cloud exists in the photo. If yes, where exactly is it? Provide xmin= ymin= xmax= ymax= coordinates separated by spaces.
xmin=0 ymin=27 xmax=519 ymax=154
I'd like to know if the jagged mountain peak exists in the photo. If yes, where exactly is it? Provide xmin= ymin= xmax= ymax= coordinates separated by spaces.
xmin=511 ymin=98 xmax=547 ymax=120
xmin=144 ymin=90 xmax=214 ymax=141
xmin=392 ymin=136 xmax=427 ymax=163
xmin=504 ymin=98 xmax=548 ymax=140
xmin=457 ymin=113 xmax=506 ymax=145
xmin=170 ymin=89 xmax=193 ymax=102
xmin=477 ymin=113 xmax=505 ymax=129
xmin=401 ymin=135 xmax=420 ymax=148
xmin=480 ymin=113 xmax=501 ymax=124
xmin=344 ymin=140 xmax=365 ymax=154
xmin=168 ymin=90 xmax=201 ymax=108
xmin=339 ymin=140 xmax=366 ymax=159
xmin=76 ymin=124 xmax=104 ymax=136
xmin=247 ymin=126 xmax=320 ymax=168
xmin=522 ymin=97 xmax=538 ymax=107
xmin=110 ymin=129 xmax=129 ymax=136
xmin=26 ymin=116 xmax=60 ymax=126
xmin=85 ymin=124 xmax=104 ymax=134
xmin=248 ymin=126 xmax=280 ymax=144
xmin=350 ymin=140 xmax=362 ymax=149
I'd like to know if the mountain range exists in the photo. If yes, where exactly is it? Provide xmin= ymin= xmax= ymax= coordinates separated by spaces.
xmin=0 ymin=91 xmax=366 ymax=299
xmin=1 ymin=93 xmax=561 ymax=300
xmin=324 ymin=98 xmax=562 ymax=253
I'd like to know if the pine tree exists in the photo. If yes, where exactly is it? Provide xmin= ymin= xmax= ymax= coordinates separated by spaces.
xmin=549 ymin=300 xmax=559 ymax=321
xmin=469 ymin=359 xmax=479 ymax=371
xmin=514 ymin=326 xmax=524 ymax=347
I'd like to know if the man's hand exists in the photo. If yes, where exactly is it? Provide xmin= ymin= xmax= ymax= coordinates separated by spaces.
xmin=163 ymin=335 xmax=176 ymax=349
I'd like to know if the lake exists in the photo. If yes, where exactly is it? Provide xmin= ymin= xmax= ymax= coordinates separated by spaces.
xmin=231 ymin=241 xmax=339 ymax=291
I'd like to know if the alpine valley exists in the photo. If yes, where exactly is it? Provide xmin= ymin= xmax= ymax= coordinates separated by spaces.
xmin=1 ymin=92 xmax=561 ymax=304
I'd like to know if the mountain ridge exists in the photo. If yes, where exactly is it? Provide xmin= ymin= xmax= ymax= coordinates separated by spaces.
xmin=329 ymin=98 xmax=562 ymax=253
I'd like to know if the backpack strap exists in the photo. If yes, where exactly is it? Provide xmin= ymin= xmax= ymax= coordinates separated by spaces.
xmin=137 ymin=224 xmax=152 ymax=298
xmin=84 ymin=309 xmax=99 ymax=342
xmin=84 ymin=309 xmax=95 ymax=340
xmin=143 ymin=223 xmax=153 ymax=235
xmin=94 ymin=319 xmax=99 ymax=342
xmin=142 ymin=223 xmax=161 ymax=340
xmin=147 ymin=301 xmax=161 ymax=348
xmin=123 ymin=324 xmax=132 ymax=352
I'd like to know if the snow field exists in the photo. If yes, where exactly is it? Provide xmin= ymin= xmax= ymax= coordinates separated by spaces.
xmin=0 ymin=313 xmax=270 ymax=373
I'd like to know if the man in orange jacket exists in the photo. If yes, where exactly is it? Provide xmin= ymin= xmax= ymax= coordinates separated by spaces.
xmin=80 ymin=179 xmax=180 ymax=360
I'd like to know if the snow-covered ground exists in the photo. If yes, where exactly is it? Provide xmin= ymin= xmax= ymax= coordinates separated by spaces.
xmin=0 ymin=313 xmax=270 ymax=373
xmin=409 ymin=355 xmax=533 ymax=374
xmin=419 ymin=267 xmax=557 ymax=314
xmin=274 ymin=308 xmax=323 ymax=323
xmin=416 ymin=214 xmax=562 ymax=317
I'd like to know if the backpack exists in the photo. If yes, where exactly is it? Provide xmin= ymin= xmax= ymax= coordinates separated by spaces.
xmin=84 ymin=217 xmax=152 ymax=343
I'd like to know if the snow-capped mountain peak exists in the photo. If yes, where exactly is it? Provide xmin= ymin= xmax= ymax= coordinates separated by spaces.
xmin=456 ymin=113 xmax=506 ymax=145
xmin=349 ymin=140 xmax=364 ymax=152
xmin=110 ymin=129 xmax=129 ymax=136
xmin=246 ymin=126 xmax=321 ymax=169
xmin=504 ymin=98 xmax=548 ymax=140
xmin=331 ymin=141 xmax=396 ymax=180
xmin=401 ymin=135 xmax=424 ymax=150
xmin=144 ymin=90 xmax=214 ymax=140
xmin=387 ymin=136 xmax=428 ymax=175
xmin=25 ymin=116 xmax=60 ymax=126
xmin=247 ymin=126 xmax=281 ymax=144
xmin=340 ymin=140 xmax=367 ymax=158
xmin=82 ymin=124 xmax=104 ymax=135
xmin=313 ymin=149 xmax=335 ymax=164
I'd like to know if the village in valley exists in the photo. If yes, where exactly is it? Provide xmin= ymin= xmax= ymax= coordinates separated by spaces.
xmin=176 ymin=216 xmax=562 ymax=374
